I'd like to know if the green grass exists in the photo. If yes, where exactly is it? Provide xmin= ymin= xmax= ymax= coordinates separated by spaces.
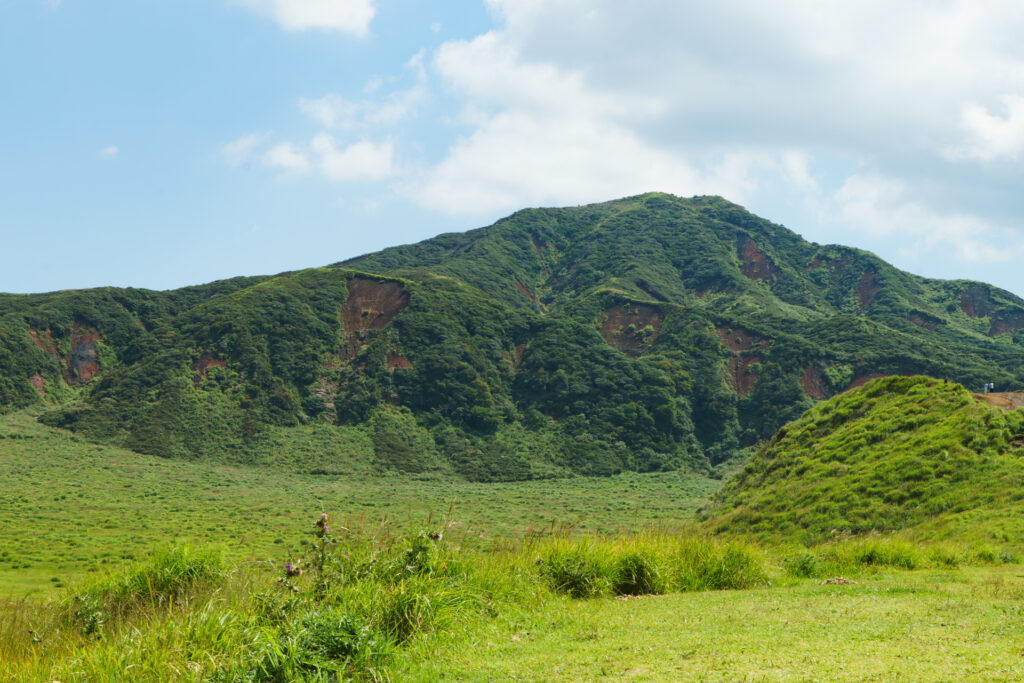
xmin=2 ymin=515 xmax=1020 ymax=681
xmin=0 ymin=408 xmax=719 ymax=595
xmin=702 ymin=376 xmax=1024 ymax=543
xmin=396 ymin=565 xmax=1024 ymax=681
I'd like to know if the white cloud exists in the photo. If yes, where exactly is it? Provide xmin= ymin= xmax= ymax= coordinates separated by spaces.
xmin=299 ymin=56 xmax=427 ymax=130
xmin=947 ymin=95 xmax=1024 ymax=162
xmin=263 ymin=142 xmax=310 ymax=173
xmin=410 ymin=111 xmax=700 ymax=214
xmin=232 ymin=0 xmax=376 ymax=35
xmin=98 ymin=146 xmax=118 ymax=159
xmin=222 ymin=133 xmax=267 ymax=167
xmin=311 ymin=134 xmax=393 ymax=181
xmin=833 ymin=172 xmax=1021 ymax=264
xmin=299 ymin=94 xmax=356 ymax=128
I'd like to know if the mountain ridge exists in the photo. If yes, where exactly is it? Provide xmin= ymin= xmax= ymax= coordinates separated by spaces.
xmin=3 ymin=192 xmax=1024 ymax=480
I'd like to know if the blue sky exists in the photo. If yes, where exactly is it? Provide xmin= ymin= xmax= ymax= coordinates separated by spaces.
xmin=3 ymin=1 xmax=1024 ymax=296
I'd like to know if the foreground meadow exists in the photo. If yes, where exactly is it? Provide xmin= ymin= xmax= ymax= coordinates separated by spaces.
xmin=2 ymin=520 xmax=1020 ymax=681
xmin=0 ymin=409 xmax=719 ymax=595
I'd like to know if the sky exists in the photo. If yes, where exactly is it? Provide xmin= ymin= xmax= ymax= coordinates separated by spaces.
xmin=2 ymin=0 xmax=1024 ymax=296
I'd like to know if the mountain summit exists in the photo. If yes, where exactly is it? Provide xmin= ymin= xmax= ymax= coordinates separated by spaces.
xmin=3 ymin=193 xmax=1024 ymax=480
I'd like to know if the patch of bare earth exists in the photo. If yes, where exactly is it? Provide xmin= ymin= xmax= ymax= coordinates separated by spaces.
xmin=340 ymin=277 xmax=409 ymax=362
xmin=845 ymin=374 xmax=885 ymax=391
xmin=801 ymin=366 xmax=825 ymax=399
xmin=28 ymin=374 xmax=46 ymax=397
xmin=738 ymin=238 xmax=779 ymax=282
xmin=856 ymin=272 xmax=882 ymax=310
xmin=27 ymin=328 xmax=61 ymax=362
xmin=974 ymin=392 xmax=1024 ymax=412
xmin=989 ymin=311 xmax=1024 ymax=337
xmin=714 ymin=327 xmax=769 ymax=396
xmin=386 ymin=351 xmax=411 ymax=371
xmin=599 ymin=304 xmax=662 ymax=356
xmin=191 ymin=352 xmax=227 ymax=386
xmin=62 ymin=323 xmax=101 ymax=384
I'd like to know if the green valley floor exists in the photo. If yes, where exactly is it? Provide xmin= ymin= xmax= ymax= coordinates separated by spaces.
xmin=396 ymin=566 xmax=1024 ymax=681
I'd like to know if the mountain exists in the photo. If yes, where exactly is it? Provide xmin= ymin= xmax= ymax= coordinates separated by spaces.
xmin=3 ymin=193 xmax=1024 ymax=480
xmin=698 ymin=375 xmax=1024 ymax=543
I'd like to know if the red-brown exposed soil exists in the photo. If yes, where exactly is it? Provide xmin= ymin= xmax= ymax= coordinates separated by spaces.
xmin=386 ymin=351 xmax=411 ymax=371
xmin=989 ymin=312 xmax=1024 ymax=337
xmin=191 ymin=352 xmax=227 ymax=386
xmin=514 ymin=278 xmax=536 ymax=303
xmin=738 ymin=238 xmax=778 ymax=282
xmin=63 ymin=323 xmax=100 ymax=384
xmin=714 ymin=327 xmax=769 ymax=353
xmin=846 ymin=374 xmax=884 ymax=391
xmin=908 ymin=312 xmax=937 ymax=330
xmin=28 ymin=374 xmax=46 ymax=397
xmin=959 ymin=289 xmax=990 ymax=319
xmin=801 ymin=366 xmax=825 ymax=399
xmin=806 ymin=258 xmax=823 ymax=270
xmin=726 ymin=355 xmax=761 ymax=395
xmin=340 ymin=277 xmax=410 ymax=362
xmin=713 ymin=327 xmax=769 ymax=396
xmin=27 ymin=328 xmax=60 ymax=362
xmin=856 ymin=273 xmax=882 ymax=310
xmin=342 ymin=278 xmax=409 ymax=334
xmin=599 ymin=304 xmax=662 ymax=355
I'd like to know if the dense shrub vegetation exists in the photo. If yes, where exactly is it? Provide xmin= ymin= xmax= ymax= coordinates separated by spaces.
xmin=5 ymin=193 xmax=1024 ymax=478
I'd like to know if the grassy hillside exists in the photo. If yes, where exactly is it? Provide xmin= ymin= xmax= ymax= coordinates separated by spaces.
xmin=701 ymin=375 xmax=1024 ymax=543
xmin=5 ymin=193 xmax=1024 ymax=477
xmin=0 ymin=408 xmax=717 ymax=595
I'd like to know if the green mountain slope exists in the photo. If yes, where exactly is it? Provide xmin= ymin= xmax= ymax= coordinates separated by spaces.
xmin=4 ymin=193 xmax=1024 ymax=480
xmin=700 ymin=376 xmax=1024 ymax=542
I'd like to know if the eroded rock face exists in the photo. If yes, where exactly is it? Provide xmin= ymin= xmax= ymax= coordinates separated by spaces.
xmin=960 ymin=288 xmax=990 ymax=319
xmin=738 ymin=238 xmax=779 ymax=282
xmin=599 ymin=304 xmax=662 ymax=355
xmin=28 ymin=324 xmax=103 ymax=384
xmin=340 ymin=277 xmax=409 ymax=362
xmin=65 ymin=324 xmax=100 ymax=383
xmin=909 ymin=312 xmax=939 ymax=331
xmin=191 ymin=352 xmax=227 ymax=386
xmin=989 ymin=311 xmax=1024 ymax=337
xmin=856 ymin=272 xmax=882 ymax=310
xmin=801 ymin=367 xmax=825 ymax=399
xmin=714 ymin=327 xmax=769 ymax=396
xmin=343 ymin=278 xmax=409 ymax=333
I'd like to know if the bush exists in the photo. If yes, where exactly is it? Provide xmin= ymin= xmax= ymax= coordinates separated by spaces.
xmin=65 ymin=545 xmax=225 ymax=629
xmin=611 ymin=551 xmax=665 ymax=596
xmin=670 ymin=538 xmax=769 ymax=591
xmin=783 ymin=550 xmax=818 ymax=578
xmin=252 ymin=607 xmax=392 ymax=682
xmin=536 ymin=544 xmax=610 ymax=598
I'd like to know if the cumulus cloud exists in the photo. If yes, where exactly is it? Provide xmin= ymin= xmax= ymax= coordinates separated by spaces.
xmin=311 ymin=134 xmax=393 ymax=181
xmin=232 ymin=0 xmax=375 ymax=35
xmin=262 ymin=142 xmax=310 ymax=173
xmin=833 ymin=172 xmax=1020 ymax=264
xmin=222 ymin=133 xmax=267 ymax=166
xmin=947 ymin=95 xmax=1024 ymax=162
xmin=400 ymin=0 xmax=1024 ymax=279
xmin=99 ymin=145 xmax=118 ymax=159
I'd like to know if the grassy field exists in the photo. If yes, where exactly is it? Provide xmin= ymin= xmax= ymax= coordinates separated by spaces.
xmin=396 ymin=565 xmax=1024 ymax=681
xmin=6 ymin=394 xmax=1024 ymax=681
xmin=0 ymin=409 xmax=719 ymax=595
